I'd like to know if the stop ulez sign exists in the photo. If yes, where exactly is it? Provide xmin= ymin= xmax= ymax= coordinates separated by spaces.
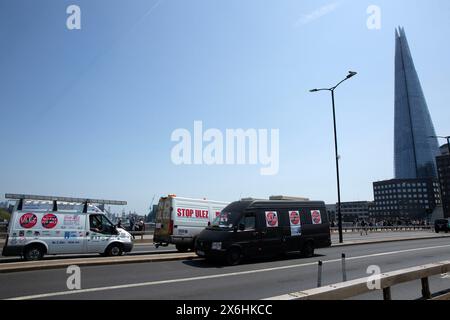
xmin=177 ymin=208 xmax=209 ymax=219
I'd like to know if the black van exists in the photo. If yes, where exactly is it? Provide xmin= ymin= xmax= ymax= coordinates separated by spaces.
xmin=195 ymin=199 xmax=331 ymax=265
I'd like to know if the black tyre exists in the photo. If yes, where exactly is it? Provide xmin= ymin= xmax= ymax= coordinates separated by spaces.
xmin=435 ymin=229 xmax=440 ymax=233
xmin=176 ymin=244 xmax=190 ymax=252
xmin=106 ymin=243 xmax=123 ymax=257
xmin=225 ymin=247 xmax=242 ymax=266
xmin=301 ymin=242 xmax=315 ymax=258
xmin=23 ymin=245 xmax=45 ymax=261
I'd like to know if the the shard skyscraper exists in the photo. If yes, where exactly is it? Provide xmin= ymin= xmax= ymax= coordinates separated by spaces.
xmin=394 ymin=27 xmax=440 ymax=179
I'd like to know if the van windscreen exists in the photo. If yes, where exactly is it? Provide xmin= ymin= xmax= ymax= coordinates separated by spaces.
xmin=212 ymin=212 xmax=235 ymax=228
xmin=211 ymin=201 xmax=250 ymax=228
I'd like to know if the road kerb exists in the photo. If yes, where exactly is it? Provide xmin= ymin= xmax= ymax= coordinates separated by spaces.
xmin=0 ymin=253 xmax=197 ymax=273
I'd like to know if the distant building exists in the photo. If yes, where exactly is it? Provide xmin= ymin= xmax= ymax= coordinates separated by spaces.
xmin=147 ymin=204 xmax=158 ymax=222
xmin=436 ymin=154 xmax=450 ymax=218
xmin=326 ymin=204 xmax=336 ymax=222
xmin=326 ymin=201 xmax=373 ymax=223
xmin=440 ymin=144 xmax=450 ymax=156
xmin=370 ymin=178 xmax=441 ymax=220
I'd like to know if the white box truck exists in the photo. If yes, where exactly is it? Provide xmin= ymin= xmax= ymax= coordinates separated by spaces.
xmin=153 ymin=195 xmax=229 ymax=252
xmin=2 ymin=194 xmax=133 ymax=261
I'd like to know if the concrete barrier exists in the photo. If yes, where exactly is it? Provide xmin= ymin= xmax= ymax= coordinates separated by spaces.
xmin=265 ymin=260 xmax=450 ymax=300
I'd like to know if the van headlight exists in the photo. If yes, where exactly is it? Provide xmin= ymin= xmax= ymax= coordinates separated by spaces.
xmin=211 ymin=242 xmax=222 ymax=250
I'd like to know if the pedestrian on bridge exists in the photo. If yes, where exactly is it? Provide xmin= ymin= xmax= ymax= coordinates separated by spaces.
xmin=360 ymin=220 xmax=368 ymax=236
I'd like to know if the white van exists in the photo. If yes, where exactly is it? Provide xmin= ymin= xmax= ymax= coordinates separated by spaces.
xmin=153 ymin=195 xmax=229 ymax=252
xmin=2 ymin=194 xmax=133 ymax=261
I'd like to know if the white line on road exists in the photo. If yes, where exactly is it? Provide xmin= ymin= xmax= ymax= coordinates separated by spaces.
xmin=6 ymin=243 xmax=450 ymax=300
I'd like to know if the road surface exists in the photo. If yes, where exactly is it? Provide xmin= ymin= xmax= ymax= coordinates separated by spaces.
xmin=1 ymin=230 xmax=443 ymax=263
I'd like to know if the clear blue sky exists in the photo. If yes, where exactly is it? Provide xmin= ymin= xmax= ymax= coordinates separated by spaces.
xmin=1 ymin=0 xmax=449 ymax=214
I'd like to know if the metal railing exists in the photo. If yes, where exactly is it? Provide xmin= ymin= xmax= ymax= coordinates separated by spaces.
xmin=0 ymin=226 xmax=436 ymax=240
xmin=330 ymin=225 xmax=434 ymax=233
xmin=129 ymin=230 xmax=154 ymax=240
xmin=267 ymin=260 xmax=450 ymax=300
xmin=0 ymin=230 xmax=155 ymax=240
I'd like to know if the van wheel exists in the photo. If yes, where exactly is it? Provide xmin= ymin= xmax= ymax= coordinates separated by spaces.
xmin=226 ymin=247 xmax=242 ymax=266
xmin=301 ymin=242 xmax=315 ymax=258
xmin=106 ymin=243 xmax=123 ymax=257
xmin=176 ymin=244 xmax=189 ymax=253
xmin=24 ymin=245 xmax=45 ymax=261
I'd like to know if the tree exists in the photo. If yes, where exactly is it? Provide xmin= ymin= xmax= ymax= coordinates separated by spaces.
xmin=0 ymin=208 xmax=11 ymax=222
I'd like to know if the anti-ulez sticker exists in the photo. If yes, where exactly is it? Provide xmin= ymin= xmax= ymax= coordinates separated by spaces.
xmin=289 ymin=211 xmax=301 ymax=236
xmin=265 ymin=211 xmax=278 ymax=228
xmin=311 ymin=210 xmax=322 ymax=225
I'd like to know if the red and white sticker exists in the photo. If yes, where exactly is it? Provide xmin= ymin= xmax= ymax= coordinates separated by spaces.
xmin=265 ymin=211 xmax=278 ymax=228
xmin=177 ymin=208 xmax=209 ymax=219
xmin=289 ymin=211 xmax=300 ymax=226
xmin=311 ymin=210 xmax=322 ymax=225
xmin=42 ymin=213 xmax=58 ymax=229
xmin=19 ymin=213 xmax=38 ymax=229
xmin=289 ymin=211 xmax=301 ymax=236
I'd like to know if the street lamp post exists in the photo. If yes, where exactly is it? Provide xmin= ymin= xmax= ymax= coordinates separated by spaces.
xmin=430 ymin=135 xmax=450 ymax=155
xmin=310 ymin=71 xmax=357 ymax=244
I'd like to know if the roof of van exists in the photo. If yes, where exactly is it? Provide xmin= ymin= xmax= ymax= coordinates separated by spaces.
xmin=16 ymin=201 xmax=103 ymax=213
xmin=228 ymin=199 xmax=326 ymax=210
xmin=167 ymin=196 xmax=229 ymax=205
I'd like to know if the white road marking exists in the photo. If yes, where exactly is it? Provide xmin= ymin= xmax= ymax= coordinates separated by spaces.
xmin=6 ymin=243 xmax=450 ymax=300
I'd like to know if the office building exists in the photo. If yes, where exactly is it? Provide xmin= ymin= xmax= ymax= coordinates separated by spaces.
xmin=436 ymin=154 xmax=450 ymax=218
xmin=371 ymin=178 xmax=441 ymax=220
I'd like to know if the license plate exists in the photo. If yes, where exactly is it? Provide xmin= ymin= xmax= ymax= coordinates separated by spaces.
xmin=196 ymin=250 xmax=205 ymax=256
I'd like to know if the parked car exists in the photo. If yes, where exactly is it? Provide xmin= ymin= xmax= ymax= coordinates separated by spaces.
xmin=434 ymin=219 xmax=450 ymax=233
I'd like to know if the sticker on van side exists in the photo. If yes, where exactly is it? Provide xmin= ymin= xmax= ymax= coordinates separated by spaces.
xmin=42 ymin=214 xmax=58 ymax=229
xmin=19 ymin=213 xmax=38 ymax=229
xmin=311 ymin=210 xmax=322 ymax=225
xmin=289 ymin=211 xmax=301 ymax=236
xmin=177 ymin=208 xmax=209 ymax=219
xmin=265 ymin=211 xmax=278 ymax=228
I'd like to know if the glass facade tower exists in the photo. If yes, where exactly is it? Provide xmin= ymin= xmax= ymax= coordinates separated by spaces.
xmin=394 ymin=27 xmax=440 ymax=179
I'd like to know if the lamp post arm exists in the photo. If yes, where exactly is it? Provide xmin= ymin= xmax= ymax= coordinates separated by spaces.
xmin=332 ymin=77 xmax=350 ymax=91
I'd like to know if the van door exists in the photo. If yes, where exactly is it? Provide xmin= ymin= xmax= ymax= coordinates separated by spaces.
xmin=154 ymin=197 xmax=172 ymax=243
xmin=53 ymin=213 xmax=87 ymax=254
xmin=86 ymin=214 xmax=118 ymax=253
xmin=258 ymin=209 xmax=284 ymax=256
xmin=235 ymin=211 xmax=259 ymax=257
